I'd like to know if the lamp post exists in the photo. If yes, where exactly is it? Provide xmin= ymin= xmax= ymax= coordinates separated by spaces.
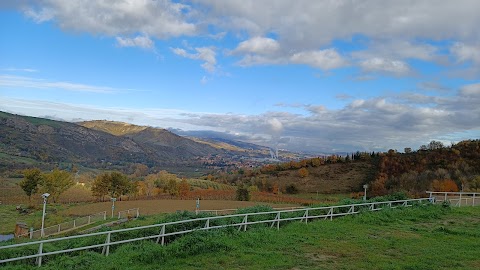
xmin=195 ymin=198 xmax=200 ymax=215
xmin=111 ymin=197 xmax=116 ymax=218
xmin=40 ymin=193 xmax=50 ymax=238
xmin=363 ymin=184 xmax=368 ymax=201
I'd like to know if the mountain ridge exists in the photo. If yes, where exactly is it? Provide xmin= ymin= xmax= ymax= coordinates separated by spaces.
xmin=0 ymin=112 xmax=278 ymax=174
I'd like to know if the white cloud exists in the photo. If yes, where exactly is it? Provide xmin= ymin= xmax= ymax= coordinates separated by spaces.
xmin=460 ymin=83 xmax=480 ymax=97
xmin=360 ymin=57 xmax=411 ymax=75
xmin=418 ymin=82 xmax=451 ymax=93
xmin=23 ymin=0 xmax=196 ymax=38
xmin=13 ymin=1 xmax=480 ymax=73
xmin=2 ymin=68 xmax=38 ymax=73
xmin=172 ymin=47 xmax=217 ymax=73
xmin=23 ymin=6 xmax=54 ymax=23
xmin=451 ymin=42 xmax=480 ymax=64
xmin=0 ymin=75 xmax=125 ymax=93
xmin=290 ymin=49 xmax=346 ymax=70
xmin=232 ymin=36 xmax=280 ymax=55
xmin=116 ymin=35 xmax=154 ymax=49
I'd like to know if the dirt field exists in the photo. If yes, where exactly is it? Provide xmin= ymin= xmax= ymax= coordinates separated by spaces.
xmin=60 ymin=199 xmax=297 ymax=217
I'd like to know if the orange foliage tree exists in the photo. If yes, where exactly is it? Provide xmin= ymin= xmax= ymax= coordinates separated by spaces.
xmin=178 ymin=179 xmax=191 ymax=198
xmin=431 ymin=179 xmax=459 ymax=192
xmin=298 ymin=168 xmax=309 ymax=178
xmin=370 ymin=173 xmax=388 ymax=197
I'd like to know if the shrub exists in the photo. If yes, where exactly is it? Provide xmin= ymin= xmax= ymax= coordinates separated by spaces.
xmin=236 ymin=186 xmax=250 ymax=201
xmin=285 ymin=184 xmax=299 ymax=194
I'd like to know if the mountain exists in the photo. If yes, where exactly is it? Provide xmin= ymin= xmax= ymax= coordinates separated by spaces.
xmin=0 ymin=112 xmax=223 ymax=173
xmin=81 ymin=120 xmax=226 ymax=159
xmin=0 ymin=112 xmax=151 ymax=171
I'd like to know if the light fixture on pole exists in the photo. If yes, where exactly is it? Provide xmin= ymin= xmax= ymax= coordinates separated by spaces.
xmin=40 ymin=193 xmax=50 ymax=238
xmin=111 ymin=197 xmax=117 ymax=218
xmin=363 ymin=184 xmax=368 ymax=201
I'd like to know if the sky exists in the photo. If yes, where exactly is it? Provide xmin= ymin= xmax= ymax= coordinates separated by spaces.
xmin=1 ymin=0 xmax=479 ymax=154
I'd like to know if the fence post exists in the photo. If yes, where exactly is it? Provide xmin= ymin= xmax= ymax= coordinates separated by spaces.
xmin=473 ymin=194 xmax=476 ymax=207
xmin=302 ymin=209 xmax=309 ymax=223
xmin=156 ymin=225 xmax=165 ymax=245
xmin=88 ymin=216 xmax=91 ymax=224
xmin=271 ymin=212 xmax=280 ymax=230
xmin=444 ymin=193 xmax=447 ymax=202
xmin=459 ymin=193 xmax=462 ymax=207
xmin=36 ymin=242 xmax=43 ymax=267
xmin=136 ymin=208 xmax=139 ymax=218
xmin=238 ymin=215 xmax=248 ymax=231
xmin=205 ymin=218 xmax=210 ymax=229
xmin=73 ymin=220 xmax=76 ymax=228
xmin=102 ymin=232 xmax=111 ymax=256
xmin=58 ymin=224 xmax=61 ymax=233
xmin=104 ymin=211 xmax=107 ymax=220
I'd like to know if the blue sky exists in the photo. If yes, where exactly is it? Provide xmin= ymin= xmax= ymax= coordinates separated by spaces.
xmin=1 ymin=1 xmax=479 ymax=153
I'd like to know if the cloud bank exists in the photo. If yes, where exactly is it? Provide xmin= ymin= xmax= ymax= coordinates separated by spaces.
xmin=12 ymin=0 xmax=480 ymax=75
xmin=2 ymin=82 xmax=479 ymax=153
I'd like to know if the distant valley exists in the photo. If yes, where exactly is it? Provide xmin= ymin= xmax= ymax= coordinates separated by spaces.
xmin=0 ymin=112 xmax=298 ymax=175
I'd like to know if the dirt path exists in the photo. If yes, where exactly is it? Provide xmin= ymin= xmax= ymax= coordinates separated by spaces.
xmin=60 ymin=199 xmax=296 ymax=217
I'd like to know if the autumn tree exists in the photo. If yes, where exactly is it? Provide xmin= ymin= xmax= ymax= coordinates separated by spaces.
xmin=91 ymin=172 xmax=133 ymax=200
xmin=41 ymin=169 xmax=74 ymax=203
xmin=132 ymin=163 xmax=149 ymax=178
xmin=428 ymin=140 xmax=444 ymax=150
xmin=298 ymin=168 xmax=309 ymax=178
xmin=272 ymin=182 xmax=280 ymax=194
xmin=469 ymin=176 xmax=480 ymax=191
xmin=91 ymin=174 xmax=110 ymax=201
xmin=19 ymin=168 xmax=43 ymax=202
xmin=143 ymin=174 xmax=157 ymax=197
xmin=166 ymin=178 xmax=179 ymax=196
xmin=236 ymin=185 xmax=250 ymax=201
xmin=154 ymin=171 xmax=179 ymax=192
xmin=431 ymin=179 xmax=459 ymax=192
xmin=370 ymin=173 xmax=388 ymax=197
xmin=178 ymin=178 xmax=190 ymax=198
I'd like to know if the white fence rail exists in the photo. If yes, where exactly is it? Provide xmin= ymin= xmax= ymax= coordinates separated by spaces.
xmin=117 ymin=208 xmax=139 ymax=219
xmin=427 ymin=191 xmax=479 ymax=207
xmin=17 ymin=211 xmax=107 ymax=239
xmin=0 ymin=198 xmax=430 ymax=267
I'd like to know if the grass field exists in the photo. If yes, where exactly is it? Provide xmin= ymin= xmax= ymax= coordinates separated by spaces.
xmin=0 ymin=199 xmax=296 ymax=234
xmin=1 ymin=205 xmax=479 ymax=269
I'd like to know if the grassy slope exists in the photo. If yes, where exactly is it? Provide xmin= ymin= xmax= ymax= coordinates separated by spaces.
xmin=258 ymin=161 xmax=375 ymax=194
xmin=2 ymin=205 xmax=479 ymax=269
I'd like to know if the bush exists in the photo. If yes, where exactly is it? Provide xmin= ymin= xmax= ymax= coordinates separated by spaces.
xmin=285 ymin=184 xmax=299 ymax=194
xmin=236 ymin=187 xmax=250 ymax=201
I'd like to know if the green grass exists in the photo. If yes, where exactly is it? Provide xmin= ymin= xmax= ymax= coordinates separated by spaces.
xmin=0 ymin=204 xmax=84 ymax=235
xmin=1 ymin=205 xmax=479 ymax=269
xmin=291 ymin=193 xmax=350 ymax=204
